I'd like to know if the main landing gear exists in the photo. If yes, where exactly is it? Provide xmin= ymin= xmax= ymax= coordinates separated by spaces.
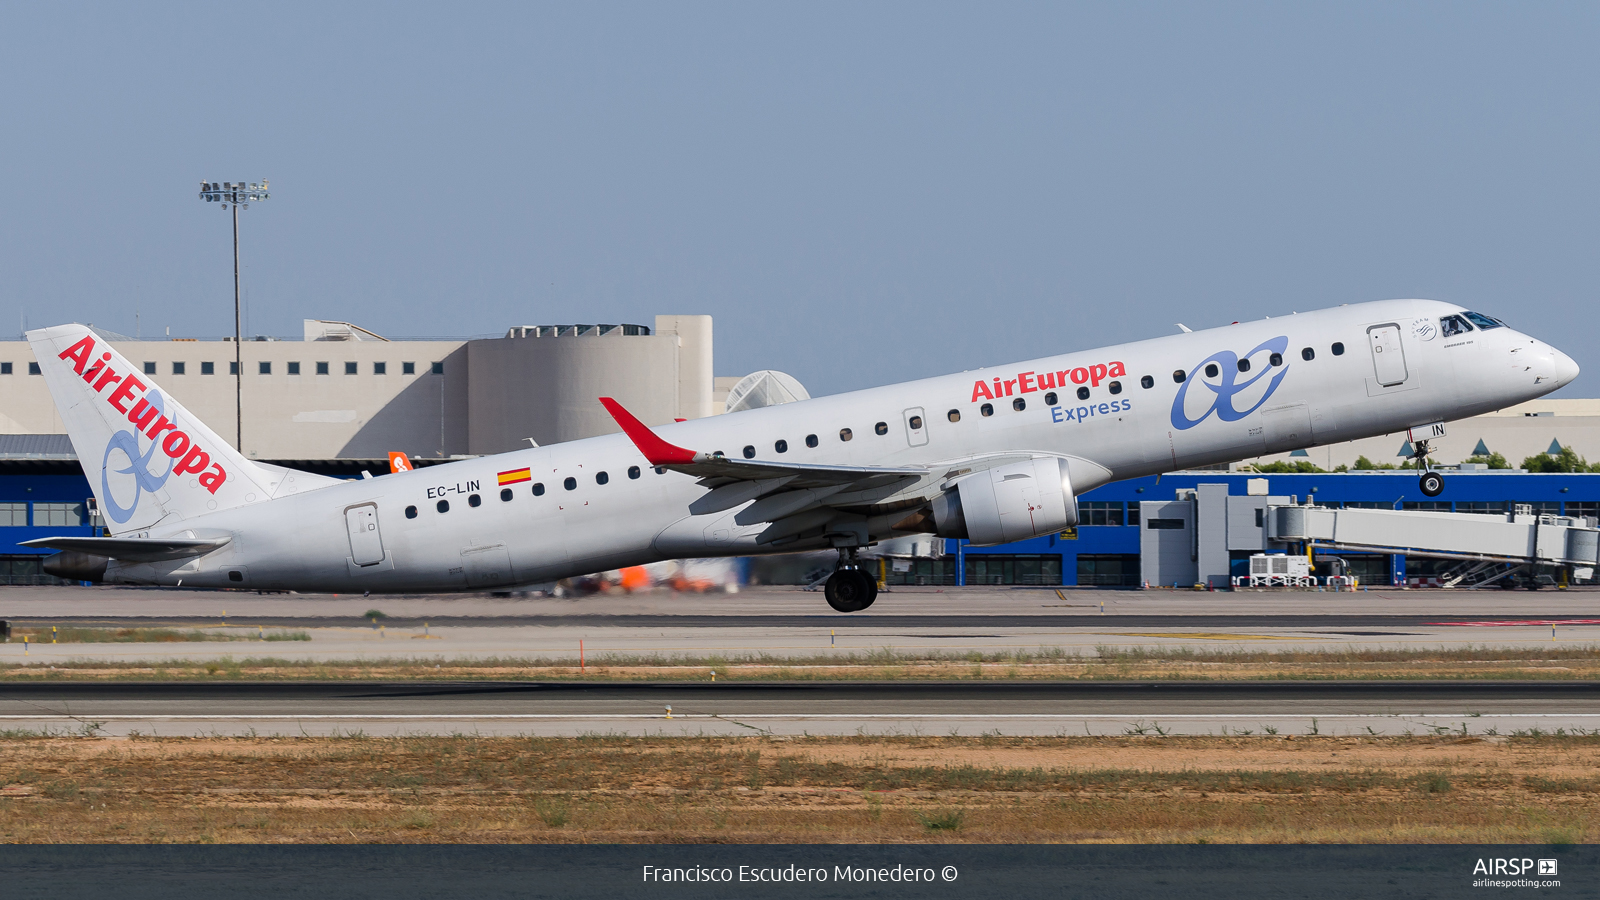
xmin=1412 ymin=438 xmax=1445 ymax=497
xmin=824 ymin=547 xmax=878 ymax=613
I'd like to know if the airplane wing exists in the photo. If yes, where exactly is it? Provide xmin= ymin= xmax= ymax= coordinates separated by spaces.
xmin=20 ymin=536 xmax=231 ymax=562
xmin=600 ymin=397 xmax=937 ymax=540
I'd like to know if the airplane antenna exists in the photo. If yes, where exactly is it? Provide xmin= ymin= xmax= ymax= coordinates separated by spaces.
xmin=1175 ymin=324 xmax=1192 ymax=333
xmin=524 ymin=437 xmax=540 ymax=448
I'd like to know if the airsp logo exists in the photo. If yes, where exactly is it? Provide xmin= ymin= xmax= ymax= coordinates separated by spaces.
xmin=1472 ymin=858 xmax=1555 ymax=876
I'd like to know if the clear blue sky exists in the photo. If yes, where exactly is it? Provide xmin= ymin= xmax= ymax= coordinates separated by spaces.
xmin=2 ymin=2 xmax=1596 ymax=397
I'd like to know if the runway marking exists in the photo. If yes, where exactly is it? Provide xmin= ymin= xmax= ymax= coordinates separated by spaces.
xmin=1103 ymin=632 xmax=1301 ymax=641
xmin=1427 ymin=619 xmax=1600 ymax=627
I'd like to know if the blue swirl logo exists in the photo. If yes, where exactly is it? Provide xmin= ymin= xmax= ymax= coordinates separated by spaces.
xmin=1170 ymin=336 xmax=1290 ymax=430
xmin=100 ymin=389 xmax=173 ymax=524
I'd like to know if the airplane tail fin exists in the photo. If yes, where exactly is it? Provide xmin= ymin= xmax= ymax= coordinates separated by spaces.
xmin=26 ymin=324 xmax=331 ymax=535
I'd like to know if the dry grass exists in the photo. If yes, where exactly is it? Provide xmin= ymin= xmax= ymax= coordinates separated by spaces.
xmin=8 ymin=627 xmax=309 ymax=644
xmin=1 ymin=734 xmax=1596 ymax=843
xmin=5 ymin=644 xmax=1600 ymax=682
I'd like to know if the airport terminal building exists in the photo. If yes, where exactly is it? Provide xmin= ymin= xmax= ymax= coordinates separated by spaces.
xmin=0 ymin=316 xmax=1597 ymax=587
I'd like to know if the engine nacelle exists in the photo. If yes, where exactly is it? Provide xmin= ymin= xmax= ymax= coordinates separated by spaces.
xmin=42 ymin=551 xmax=109 ymax=583
xmin=931 ymin=457 xmax=1080 ymax=546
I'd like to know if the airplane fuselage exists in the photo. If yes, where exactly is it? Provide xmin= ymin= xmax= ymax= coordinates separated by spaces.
xmin=38 ymin=299 xmax=1578 ymax=591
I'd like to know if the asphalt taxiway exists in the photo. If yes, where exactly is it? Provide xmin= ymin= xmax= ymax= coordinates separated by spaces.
xmin=1 ymin=584 xmax=1597 ymax=664
xmin=3 ymin=680 xmax=1596 ymax=737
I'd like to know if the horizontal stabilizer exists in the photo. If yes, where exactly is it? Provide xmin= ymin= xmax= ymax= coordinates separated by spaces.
xmin=20 ymin=535 xmax=231 ymax=562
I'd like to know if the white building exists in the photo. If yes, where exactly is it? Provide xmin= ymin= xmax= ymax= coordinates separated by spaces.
xmin=0 ymin=315 xmax=713 ymax=460
xmin=1248 ymin=398 xmax=1600 ymax=470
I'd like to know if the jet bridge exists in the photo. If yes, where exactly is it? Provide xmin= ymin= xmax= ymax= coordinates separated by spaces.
xmin=1268 ymin=504 xmax=1600 ymax=588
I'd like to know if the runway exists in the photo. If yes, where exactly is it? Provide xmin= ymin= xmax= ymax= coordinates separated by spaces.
xmin=4 ymin=680 xmax=1598 ymax=737
xmin=3 ymin=584 xmax=1600 ymax=663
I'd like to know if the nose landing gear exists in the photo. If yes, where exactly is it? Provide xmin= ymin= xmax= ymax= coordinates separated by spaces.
xmin=824 ymin=547 xmax=879 ymax=613
xmin=1412 ymin=438 xmax=1445 ymax=497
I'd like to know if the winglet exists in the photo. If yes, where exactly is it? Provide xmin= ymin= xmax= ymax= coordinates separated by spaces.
xmin=599 ymin=397 xmax=698 ymax=465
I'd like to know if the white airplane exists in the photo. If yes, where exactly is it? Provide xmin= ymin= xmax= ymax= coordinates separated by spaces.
xmin=23 ymin=299 xmax=1578 ymax=611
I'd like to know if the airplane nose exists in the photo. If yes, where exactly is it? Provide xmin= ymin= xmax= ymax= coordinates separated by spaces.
xmin=1554 ymin=349 xmax=1580 ymax=386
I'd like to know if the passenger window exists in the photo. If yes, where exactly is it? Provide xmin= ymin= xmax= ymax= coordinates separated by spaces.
xmin=596 ymin=471 xmax=609 ymax=485
xmin=1173 ymin=370 xmax=1186 ymax=383
xmin=980 ymin=403 xmax=994 ymax=417
xmin=405 ymin=505 xmax=418 ymax=519
xmin=1108 ymin=380 xmax=1122 ymax=395
xmin=1440 ymin=315 xmax=1473 ymax=337
xmin=1462 ymin=311 xmax=1504 ymax=330
xmin=908 ymin=416 xmax=922 ymax=430
xmin=436 ymin=499 xmax=450 ymax=513
xmin=1076 ymin=386 xmax=1089 ymax=400
xmin=805 ymin=434 xmax=818 ymax=448
xmin=1301 ymin=347 xmax=1314 ymax=361
xmin=775 ymin=439 xmax=788 ymax=453
xmin=500 ymin=488 xmax=513 ymax=502
xmin=468 ymin=494 xmax=481 ymax=507
xmin=655 ymin=467 xmax=667 ymax=474
xmin=1044 ymin=392 xmax=1057 ymax=405
xmin=839 ymin=428 xmax=853 ymax=441
xmin=1205 ymin=363 xmax=1220 ymax=378
xmin=743 ymin=445 xmax=755 ymax=458
xmin=533 ymin=482 xmax=545 ymax=496
xmin=628 ymin=466 xmax=641 ymax=479
xmin=1012 ymin=398 xmax=1025 ymax=411
xmin=1141 ymin=375 xmax=1154 ymax=389
xmin=1269 ymin=352 xmax=1282 ymax=366
xmin=563 ymin=477 xmax=577 ymax=490
xmin=874 ymin=422 xmax=888 ymax=435
xmin=1332 ymin=342 xmax=1345 ymax=356
xmin=1237 ymin=358 xmax=1250 ymax=373
xmin=947 ymin=409 xmax=960 ymax=423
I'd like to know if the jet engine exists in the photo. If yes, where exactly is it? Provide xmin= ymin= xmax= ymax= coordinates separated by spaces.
xmin=42 ymin=551 xmax=108 ymax=583
xmin=931 ymin=457 xmax=1080 ymax=546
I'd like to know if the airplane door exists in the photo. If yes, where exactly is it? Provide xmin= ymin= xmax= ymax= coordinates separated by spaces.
xmin=903 ymin=407 xmax=928 ymax=447
xmin=345 ymin=504 xmax=385 ymax=567
xmin=1367 ymin=325 xmax=1409 ymax=386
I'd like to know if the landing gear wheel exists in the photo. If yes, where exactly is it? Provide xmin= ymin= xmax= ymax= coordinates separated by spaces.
xmin=824 ymin=569 xmax=873 ymax=613
xmin=857 ymin=573 xmax=879 ymax=610
xmin=1419 ymin=471 xmax=1445 ymax=497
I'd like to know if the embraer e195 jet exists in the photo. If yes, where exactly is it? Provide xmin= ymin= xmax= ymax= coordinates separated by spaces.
xmin=24 ymin=299 xmax=1577 ymax=611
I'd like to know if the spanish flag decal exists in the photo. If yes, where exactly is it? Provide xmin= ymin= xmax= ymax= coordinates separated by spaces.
xmin=497 ymin=467 xmax=532 ymax=486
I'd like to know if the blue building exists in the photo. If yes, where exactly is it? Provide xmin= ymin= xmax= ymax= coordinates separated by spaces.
xmin=950 ymin=470 xmax=1600 ymax=587
xmin=0 ymin=451 xmax=399 ymax=584
xmin=3 ymin=450 xmax=1597 ymax=588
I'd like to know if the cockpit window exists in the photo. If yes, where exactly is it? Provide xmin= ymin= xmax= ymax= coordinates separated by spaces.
xmin=1439 ymin=315 xmax=1473 ymax=337
xmin=1461 ymin=311 xmax=1505 ymax=330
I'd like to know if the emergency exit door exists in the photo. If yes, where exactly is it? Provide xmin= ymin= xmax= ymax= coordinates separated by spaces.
xmin=1367 ymin=324 xmax=1409 ymax=386
xmin=903 ymin=407 xmax=928 ymax=447
xmin=345 ymin=504 xmax=385 ymax=566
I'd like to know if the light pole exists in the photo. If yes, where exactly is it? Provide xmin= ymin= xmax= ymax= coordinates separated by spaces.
xmin=197 ymin=180 xmax=269 ymax=453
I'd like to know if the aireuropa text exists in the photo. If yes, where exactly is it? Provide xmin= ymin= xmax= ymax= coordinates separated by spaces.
xmin=641 ymin=865 xmax=944 ymax=883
